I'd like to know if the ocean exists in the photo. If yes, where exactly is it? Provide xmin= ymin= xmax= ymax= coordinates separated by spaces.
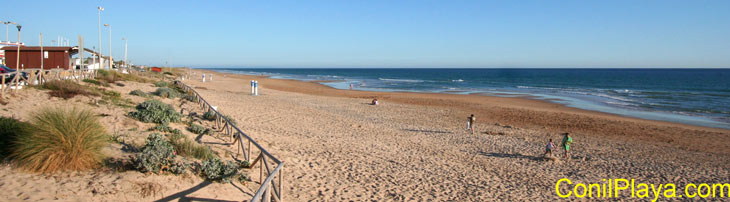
xmin=208 ymin=68 xmax=730 ymax=129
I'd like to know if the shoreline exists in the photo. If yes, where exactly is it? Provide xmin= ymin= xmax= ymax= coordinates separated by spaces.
xmin=196 ymin=68 xmax=730 ymax=155
xmin=210 ymin=68 xmax=730 ymax=130
xmin=205 ymin=69 xmax=729 ymax=132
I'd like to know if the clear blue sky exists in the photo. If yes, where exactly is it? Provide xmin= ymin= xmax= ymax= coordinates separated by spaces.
xmin=2 ymin=0 xmax=729 ymax=68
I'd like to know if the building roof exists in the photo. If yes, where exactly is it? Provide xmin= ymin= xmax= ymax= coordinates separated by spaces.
xmin=0 ymin=46 xmax=74 ymax=51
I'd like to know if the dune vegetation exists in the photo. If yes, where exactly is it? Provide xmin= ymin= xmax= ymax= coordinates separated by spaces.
xmin=11 ymin=108 xmax=108 ymax=173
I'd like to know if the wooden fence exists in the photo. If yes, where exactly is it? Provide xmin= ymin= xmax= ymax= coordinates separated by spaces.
xmin=175 ymin=80 xmax=285 ymax=202
xmin=0 ymin=68 xmax=97 ymax=97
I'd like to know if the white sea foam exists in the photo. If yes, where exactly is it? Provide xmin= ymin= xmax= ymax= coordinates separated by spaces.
xmin=378 ymin=78 xmax=424 ymax=83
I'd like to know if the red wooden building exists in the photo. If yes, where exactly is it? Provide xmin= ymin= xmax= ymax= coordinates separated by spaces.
xmin=1 ymin=46 xmax=74 ymax=69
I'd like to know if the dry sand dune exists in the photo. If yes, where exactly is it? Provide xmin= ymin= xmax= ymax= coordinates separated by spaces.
xmin=1 ymin=69 xmax=729 ymax=201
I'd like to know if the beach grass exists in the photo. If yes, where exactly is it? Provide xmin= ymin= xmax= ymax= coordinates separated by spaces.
xmin=97 ymin=69 xmax=153 ymax=83
xmin=0 ymin=117 xmax=31 ymax=159
xmin=11 ymin=108 xmax=108 ymax=173
xmin=168 ymin=133 xmax=215 ymax=160
xmin=40 ymin=80 xmax=100 ymax=99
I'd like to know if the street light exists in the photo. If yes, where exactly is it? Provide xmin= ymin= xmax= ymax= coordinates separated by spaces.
xmin=16 ymin=25 xmax=21 ymax=71
xmin=122 ymin=37 xmax=127 ymax=68
xmin=4 ymin=21 xmax=17 ymax=42
xmin=97 ymin=6 xmax=104 ymax=68
xmin=104 ymin=24 xmax=112 ymax=69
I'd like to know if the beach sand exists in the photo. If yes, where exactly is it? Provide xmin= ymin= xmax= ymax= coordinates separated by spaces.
xmin=1 ymin=69 xmax=729 ymax=201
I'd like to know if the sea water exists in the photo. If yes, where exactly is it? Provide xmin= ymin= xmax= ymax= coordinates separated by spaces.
xmin=209 ymin=68 xmax=730 ymax=129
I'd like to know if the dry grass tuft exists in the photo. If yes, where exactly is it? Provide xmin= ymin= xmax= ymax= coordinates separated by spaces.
xmin=40 ymin=80 xmax=99 ymax=99
xmin=135 ymin=181 xmax=162 ymax=198
xmin=97 ymin=69 xmax=153 ymax=83
xmin=12 ymin=107 xmax=108 ymax=173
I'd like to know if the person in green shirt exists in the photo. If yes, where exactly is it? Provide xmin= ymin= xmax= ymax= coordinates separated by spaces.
xmin=561 ymin=133 xmax=572 ymax=159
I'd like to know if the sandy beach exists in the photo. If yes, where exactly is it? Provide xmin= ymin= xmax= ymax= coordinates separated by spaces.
xmin=187 ymin=69 xmax=730 ymax=200
xmin=1 ymin=69 xmax=729 ymax=201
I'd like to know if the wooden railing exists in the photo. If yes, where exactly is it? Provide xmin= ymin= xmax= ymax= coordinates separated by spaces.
xmin=0 ymin=68 xmax=97 ymax=97
xmin=175 ymin=80 xmax=285 ymax=202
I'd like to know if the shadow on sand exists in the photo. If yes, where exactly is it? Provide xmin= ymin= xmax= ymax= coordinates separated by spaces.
xmin=403 ymin=129 xmax=453 ymax=134
xmin=154 ymin=181 xmax=240 ymax=202
xmin=478 ymin=152 xmax=543 ymax=161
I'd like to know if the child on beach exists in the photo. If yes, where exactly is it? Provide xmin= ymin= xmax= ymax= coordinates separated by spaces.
xmin=544 ymin=139 xmax=556 ymax=157
xmin=371 ymin=98 xmax=379 ymax=105
xmin=561 ymin=133 xmax=572 ymax=159
xmin=467 ymin=114 xmax=475 ymax=134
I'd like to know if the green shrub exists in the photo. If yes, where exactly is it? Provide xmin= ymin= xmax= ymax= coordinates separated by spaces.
xmin=0 ymin=117 xmax=31 ymax=159
xmin=150 ymin=123 xmax=182 ymax=135
xmin=187 ymin=124 xmax=209 ymax=135
xmin=223 ymin=114 xmax=237 ymax=125
xmin=12 ymin=108 xmax=108 ymax=173
xmin=82 ymin=79 xmax=108 ymax=86
xmin=154 ymin=81 xmax=169 ymax=87
xmin=129 ymin=100 xmax=182 ymax=124
xmin=170 ymin=161 xmax=189 ymax=175
xmin=133 ymin=133 xmax=176 ymax=173
xmin=202 ymin=111 xmax=217 ymax=121
xmin=183 ymin=94 xmax=196 ymax=102
xmin=239 ymin=160 xmax=251 ymax=168
xmin=154 ymin=87 xmax=180 ymax=99
xmin=169 ymin=134 xmax=215 ymax=160
xmin=40 ymin=80 xmax=99 ymax=99
xmin=130 ymin=89 xmax=149 ymax=97
xmin=99 ymin=89 xmax=134 ymax=108
xmin=201 ymin=158 xmax=239 ymax=183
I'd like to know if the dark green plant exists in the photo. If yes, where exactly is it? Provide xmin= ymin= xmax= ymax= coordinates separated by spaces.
xmin=0 ymin=117 xmax=31 ymax=159
xmin=239 ymin=160 xmax=251 ymax=168
xmin=154 ymin=81 xmax=169 ymax=87
xmin=12 ymin=108 xmax=108 ymax=173
xmin=183 ymin=94 xmax=195 ymax=102
xmin=170 ymin=161 xmax=189 ymax=175
xmin=130 ymin=89 xmax=149 ymax=97
xmin=237 ymin=173 xmax=251 ymax=183
xmin=154 ymin=87 xmax=180 ymax=99
xmin=82 ymin=78 xmax=108 ymax=86
xmin=187 ymin=123 xmax=209 ymax=135
xmin=202 ymin=111 xmax=217 ymax=121
xmin=133 ymin=133 xmax=176 ymax=173
xmin=129 ymin=100 xmax=182 ymax=124
xmin=150 ymin=123 xmax=182 ymax=135
xmin=222 ymin=114 xmax=237 ymax=125
xmin=201 ymin=158 xmax=239 ymax=183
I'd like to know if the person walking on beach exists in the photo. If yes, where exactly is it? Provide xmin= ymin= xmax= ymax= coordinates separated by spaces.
xmin=561 ymin=133 xmax=572 ymax=159
xmin=544 ymin=139 xmax=556 ymax=157
xmin=467 ymin=114 xmax=475 ymax=134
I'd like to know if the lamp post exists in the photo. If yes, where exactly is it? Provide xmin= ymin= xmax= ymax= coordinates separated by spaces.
xmin=97 ymin=6 xmax=104 ymax=68
xmin=122 ymin=37 xmax=127 ymax=68
xmin=16 ymin=25 xmax=21 ymax=70
xmin=4 ymin=21 xmax=17 ymax=42
xmin=104 ymin=24 xmax=112 ymax=69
